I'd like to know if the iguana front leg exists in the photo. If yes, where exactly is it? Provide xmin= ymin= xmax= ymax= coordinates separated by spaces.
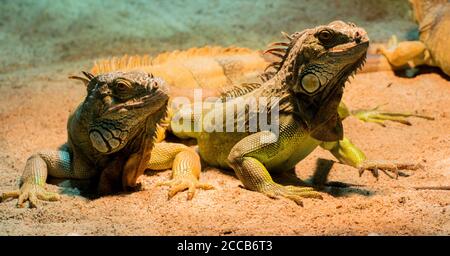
xmin=148 ymin=142 xmax=214 ymax=200
xmin=1 ymin=144 xmax=92 ymax=208
xmin=320 ymin=138 xmax=423 ymax=179
xmin=227 ymin=131 xmax=323 ymax=206
xmin=338 ymin=101 xmax=433 ymax=126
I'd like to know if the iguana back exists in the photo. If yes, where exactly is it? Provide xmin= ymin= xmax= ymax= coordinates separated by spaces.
xmin=91 ymin=45 xmax=389 ymax=99
xmin=91 ymin=46 xmax=268 ymax=99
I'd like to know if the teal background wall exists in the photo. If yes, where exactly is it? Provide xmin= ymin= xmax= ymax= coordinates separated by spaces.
xmin=0 ymin=0 xmax=416 ymax=72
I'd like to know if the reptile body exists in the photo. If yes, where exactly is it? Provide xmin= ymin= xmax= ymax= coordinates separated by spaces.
xmin=168 ymin=21 xmax=425 ymax=204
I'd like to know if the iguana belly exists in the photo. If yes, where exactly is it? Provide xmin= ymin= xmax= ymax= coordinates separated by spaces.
xmin=268 ymin=135 xmax=320 ymax=172
xmin=430 ymin=6 xmax=450 ymax=75
xmin=196 ymin=129 xmax=321 ymax=172
xmin=197 ymin=132 xmax=248 ymax=169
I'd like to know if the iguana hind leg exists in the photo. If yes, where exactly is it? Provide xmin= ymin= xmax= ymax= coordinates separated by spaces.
xmin=227 ymin=131 xmax=323 ymax=206
xmin=149 ymin=142 xmax=214 ymax=200
xmin=320 ymin=138 xmax=423 ymax=180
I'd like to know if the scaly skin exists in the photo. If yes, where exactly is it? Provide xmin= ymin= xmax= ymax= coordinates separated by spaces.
xmin=0 ymin=71 xmax=174 ymax=207
xmin=147 ymin=142 xmax=213 ymax=200
xmin=169 ymin=21 xmax=424 ymax=205
xmin=378 ymin=0 xmax=450 ymax=76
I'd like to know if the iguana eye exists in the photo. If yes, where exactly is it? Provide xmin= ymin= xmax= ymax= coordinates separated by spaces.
xmin=115 ymin=79 xmax=131 ymax=91
xmin=318 ymin=30 xmax=333 ymax=42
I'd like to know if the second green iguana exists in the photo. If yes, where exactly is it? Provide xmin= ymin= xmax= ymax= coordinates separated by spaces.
xmin=167 ymin=21 xmax=425 ymax=204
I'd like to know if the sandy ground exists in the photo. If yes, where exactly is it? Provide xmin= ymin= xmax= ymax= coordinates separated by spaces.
xmin=0 ymin=0 xmax=449 ymax=235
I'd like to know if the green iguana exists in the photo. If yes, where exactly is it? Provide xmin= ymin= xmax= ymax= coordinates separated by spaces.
xmin=1 ymin=71 xmax=173 ymax=207
xmin=378 ymin=0 xmax=450 ymax=76
xmin=92 ymin=21 xmax=427 ymax=205
xmin=167 ymin=21 xmax=426 ymax=204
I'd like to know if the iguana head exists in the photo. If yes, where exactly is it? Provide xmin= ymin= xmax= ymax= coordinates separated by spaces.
xmin=264 ymin=21 xmax=369 ymax=141
xmin=266 ymin=20 xmax=369 ymax=95
xmin=70 ymin=71 xmax=169 ymax=154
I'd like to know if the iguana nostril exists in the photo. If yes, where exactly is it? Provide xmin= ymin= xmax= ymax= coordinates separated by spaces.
xmin=149 ymin=81 xmax=158 ymax=91
xmin=355 ymin=31 xmax=362 ymax=43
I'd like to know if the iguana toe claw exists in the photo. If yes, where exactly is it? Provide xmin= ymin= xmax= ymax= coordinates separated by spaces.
xmin=158 ymin=175 xmax=214 ymax=200
xmin=28 ymin=194 xmax=38 ymax=208
xmin=262 ymin=184 xmax=323 ymax=206
xmin=2 ymin=183 xmax=60 ymax=208
xmin=358 ymin=160 xmax=423 ymax=180
xmin=0 ymin=190 xmax=20 ymax=203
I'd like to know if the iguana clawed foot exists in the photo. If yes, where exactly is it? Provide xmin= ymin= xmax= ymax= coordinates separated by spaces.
xmin=157 ymin=175 xmax=214 ymax=200
xmin=352 ymin=105 xmax=434 ymax=127
xmin=358 ymin=160 xmax=424 ymax=180
xmin=261 ymin=183 xmax=323 ymax=206
xmin=1 ymin=183 xmax=60 ymax=208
